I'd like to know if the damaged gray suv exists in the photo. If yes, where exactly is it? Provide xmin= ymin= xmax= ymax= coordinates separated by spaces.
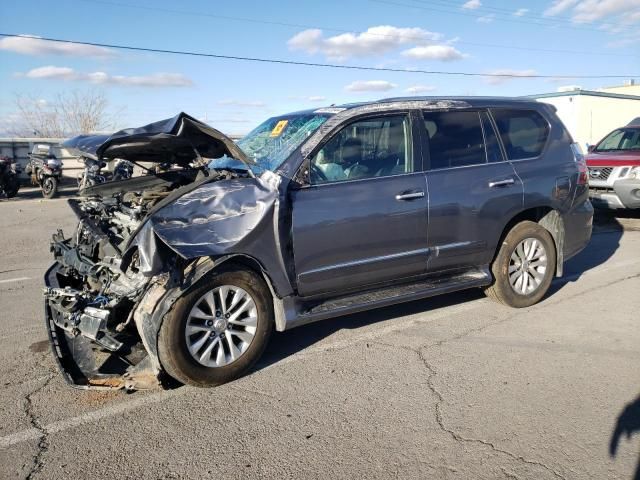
xmin=44 ymin=98 xmax=593 ymax=390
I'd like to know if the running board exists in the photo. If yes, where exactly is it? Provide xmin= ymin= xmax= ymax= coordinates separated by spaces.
xmin=284 ymin=267 xmax=492 ymax=330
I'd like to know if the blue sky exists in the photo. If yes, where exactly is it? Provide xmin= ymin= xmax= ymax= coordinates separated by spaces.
xmin=0 ymin=0 xmax=638 ymax=135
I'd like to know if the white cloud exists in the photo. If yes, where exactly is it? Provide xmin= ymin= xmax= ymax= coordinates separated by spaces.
xmin=0 ymin=34 xmax=114 ymax=58
xmin=477 ymin=14 xmax=496 ymax=23
xmin=514 ymin=8 xmax=529 ymax=16
xmin=287 ymin=25 xmax=453 ymax=61
xmin=21 ymin=66 xmax=192 ymax=87
xmin=401 ymin=45 xmax=465 ymax=61
xmin=572 ymin=0 xmax=640 ymax=23
xmin=104 ymin=73 xmax=192 ymax=87
xmin=288 ymin=95 xmax=327 ymax=103
xmin=606 ymin=29 xmax=640 ymax=47
xmin=544 ymin=0 xmax=579 ymax=16
xmin=345 ymin=80 xmax=398 ymax=92
xmin=406 ymin=85 xmax=437 ymax=94
xmin=484 ymin=69 xmax=537 ymax=85
xmin=216 ymin=99 xmax=267 ymax=108
xmin=544 ymin=0 xmax=640 ymax=24
xmin=25 ymin=66 xmax=77 ymax=80
xmin=462 ymin=0 xmax=482 ymax=9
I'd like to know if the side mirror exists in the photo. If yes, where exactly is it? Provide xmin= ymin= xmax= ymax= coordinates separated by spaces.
xmin=587 ymin=144 xmax=596 ymax=153
xmin=292 ymin=158 xmax=311 ymax=187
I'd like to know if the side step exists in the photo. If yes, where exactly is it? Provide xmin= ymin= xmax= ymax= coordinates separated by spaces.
xmin=286 ymin=267 xmax=492 ymax=329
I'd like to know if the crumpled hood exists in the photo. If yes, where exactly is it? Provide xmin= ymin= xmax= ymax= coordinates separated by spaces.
xmin=63 ymin=112 xmax=252 ymax=166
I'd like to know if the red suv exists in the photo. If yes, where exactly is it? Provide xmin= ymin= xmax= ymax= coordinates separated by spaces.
xmin=586 ymin=118 xmax=640 ymax=209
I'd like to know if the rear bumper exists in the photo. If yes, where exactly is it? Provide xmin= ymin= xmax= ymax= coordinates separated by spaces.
xmin=589 ymin=179 xmax=640 ymax=209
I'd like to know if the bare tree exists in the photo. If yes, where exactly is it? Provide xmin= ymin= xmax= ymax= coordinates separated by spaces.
xmin=10 ymin=90 xmax=120 ymax=137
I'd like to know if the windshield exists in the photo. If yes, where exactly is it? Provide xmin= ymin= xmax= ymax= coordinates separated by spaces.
xmin=209 ymin=113 xmax=329 ymax=173
xmin=595 ymin=128 xmax=640 ymax=152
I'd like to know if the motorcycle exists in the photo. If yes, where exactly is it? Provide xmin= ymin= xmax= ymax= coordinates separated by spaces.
xmin=0 ymin=155 xmax=21 ymax=198
xmin=77 ymin=157 xmax=133 ymax=190
xmin=25 ymin=146 xmax=63 ymax=199
xmin=113 ymin=158 xmax=134 ymax=181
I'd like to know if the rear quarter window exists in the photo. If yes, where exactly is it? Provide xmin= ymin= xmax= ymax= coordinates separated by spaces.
xmin=491 ymin=109 xmax=549 ymax=160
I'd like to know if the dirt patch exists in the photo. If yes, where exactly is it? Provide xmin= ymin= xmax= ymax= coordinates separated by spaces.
xmin=76 ymin=390 xmax=123 ymax=407
xmin=28 ymin=340 xmax=50 ymax=353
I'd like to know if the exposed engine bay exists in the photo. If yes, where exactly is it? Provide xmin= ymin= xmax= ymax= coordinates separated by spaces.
xmin=45 ymin=168 xmax=249 ymax=389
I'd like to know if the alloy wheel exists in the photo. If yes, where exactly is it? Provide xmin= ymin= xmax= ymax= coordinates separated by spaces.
xmin=185 ymin=285 xmax=257 ymax=367
xmin=508 ymin=237 xmax=548 ymax=295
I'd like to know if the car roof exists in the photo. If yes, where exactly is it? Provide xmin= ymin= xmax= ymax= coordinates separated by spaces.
xmin=283 ymin=96 xmax=542 ymax=117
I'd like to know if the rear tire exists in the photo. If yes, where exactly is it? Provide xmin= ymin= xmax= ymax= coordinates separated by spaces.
xmin=158 ymin=267 xmax=274 ymax=387
xmin=42 ymin=176 xmax=58 ymax=199
xmin=4 ymin=175 xmax=19 ymax=198
xmin=485 ymin=221 xmax=556 ymax=308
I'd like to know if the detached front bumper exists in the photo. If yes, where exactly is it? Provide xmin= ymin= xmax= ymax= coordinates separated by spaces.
xmin=590 ymin=179 xmax=640 ymax=209
xmin=44 ymin=262 xmax=161 ymax=390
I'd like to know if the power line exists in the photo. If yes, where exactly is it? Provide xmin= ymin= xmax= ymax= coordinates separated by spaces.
xmin=1 ymin=33 xmax=637 ymax=80
xmin=72 ymin=0 xmax=635 ymax=58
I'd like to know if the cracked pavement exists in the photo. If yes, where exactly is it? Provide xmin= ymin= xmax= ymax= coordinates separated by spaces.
xmin=0 ymin=197 xmax=639 ymax=479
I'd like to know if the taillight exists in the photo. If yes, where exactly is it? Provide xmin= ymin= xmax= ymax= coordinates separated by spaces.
xmin=571 ymin=143 xmax=588 ymax=185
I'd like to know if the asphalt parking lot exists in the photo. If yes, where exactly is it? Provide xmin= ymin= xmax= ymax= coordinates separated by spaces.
xmin=0 ymin=191 xmax=639 ymax=480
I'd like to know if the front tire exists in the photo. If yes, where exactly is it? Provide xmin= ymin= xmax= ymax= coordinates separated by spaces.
xmin=485 ymin=221 xmax=556 ymax=308
xmin=158 ymin=267 xmax=274 ymax=387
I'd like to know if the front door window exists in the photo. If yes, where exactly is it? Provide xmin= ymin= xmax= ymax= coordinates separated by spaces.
xmin=310 ymin=115 xmax=413 ymax=184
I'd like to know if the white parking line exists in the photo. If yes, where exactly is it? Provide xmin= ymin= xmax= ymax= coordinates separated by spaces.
xmin=0 ymin=388 xmax=187 ymax=448
xmin=0 ymin=277 xmax=31 ymax=284
xmin=1 ymin=255 xmax=639 ymax=450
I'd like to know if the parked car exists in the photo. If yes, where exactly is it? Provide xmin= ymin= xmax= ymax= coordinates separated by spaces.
xmin=586 ymin=118 xmax=640 ymax=209
xmin=44 ymin=99 xmax=593 ymax=390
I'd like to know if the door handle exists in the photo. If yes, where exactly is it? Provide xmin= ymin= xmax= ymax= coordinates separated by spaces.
xmin=395 ymin=191 xmax=425 ymax=201
xmin=488 ymin=178 xmax=515 ymax=188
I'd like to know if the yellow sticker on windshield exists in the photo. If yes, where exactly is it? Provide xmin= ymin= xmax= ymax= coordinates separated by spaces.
xmin=270 ymin=120 xmax=289 ymax=137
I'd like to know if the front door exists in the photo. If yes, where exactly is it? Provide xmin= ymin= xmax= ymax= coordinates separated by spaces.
xmin=420 ymin=109 xmax=524 ymax=272
xmin=291 ymin=113 xmax=429 ymax=297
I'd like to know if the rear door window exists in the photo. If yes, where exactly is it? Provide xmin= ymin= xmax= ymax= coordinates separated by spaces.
xmin=423 ymin=111 xmax=486 ymax=169
xmin=491 ymin=109 xmax=549 ymax=160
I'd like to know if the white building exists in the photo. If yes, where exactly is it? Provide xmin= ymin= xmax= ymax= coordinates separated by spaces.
xmin=529 ymin=81 xmax=640 ymax=150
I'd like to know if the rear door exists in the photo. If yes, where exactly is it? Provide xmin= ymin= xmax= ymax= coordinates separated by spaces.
xmin=422 ymin=109 xmax=524 ymax=272
xmin=291 ymin=112 xmax=429 ymax=297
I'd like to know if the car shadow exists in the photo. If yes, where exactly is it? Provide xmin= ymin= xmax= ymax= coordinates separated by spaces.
xmin=2 ymin=185 xmax=78 ymax=201
xmin=256 ymin=288 xmax=483 ymax=372
xmin=547 ymin=210 xmax=625 ymax=295
xmin=610 ymin=394 xmax=640 ymax=480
